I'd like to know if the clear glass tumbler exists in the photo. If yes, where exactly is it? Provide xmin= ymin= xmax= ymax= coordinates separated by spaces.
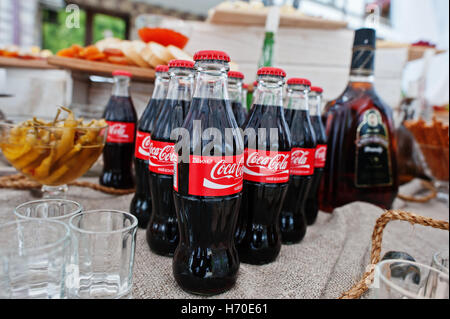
xmin=374 ymin=259 xmax=449 ymax=299
xmin=68 ymin=210 xmax=138 ymax=299
xmin=14 ymin=199 xmax=83 ymax=224
xmin=0 ymin=219 xmax=71 ymax=299
xmin=432 ymin=251 xmax=449 ymax=274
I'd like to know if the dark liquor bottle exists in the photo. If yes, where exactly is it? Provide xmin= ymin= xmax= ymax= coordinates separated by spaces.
xmin=320 ymin=28 xmax=399 ymax=213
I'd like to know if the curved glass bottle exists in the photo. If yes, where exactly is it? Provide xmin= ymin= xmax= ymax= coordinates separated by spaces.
xmin=320 ymin=28 xmax=399 ymax=212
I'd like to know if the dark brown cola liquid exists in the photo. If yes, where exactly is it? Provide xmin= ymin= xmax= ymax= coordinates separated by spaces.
xmin=130 ymin=98 xmax=163 ymax=228
xmin=231 ymin=101 xmax=248 ymax=128
xmin=236 ymin=104 xmax=291 ymax=264
xmin=284 ymin=108 xmax=294 ymax=127
xmin=304 ymin=115 xmax=327 ymax=225
xmin=280 ymin=109 xmax=316 ymax=244
xmin=173 ymin=97 xmax=242 ymax=295
xmin=146 ymin=99 xmax=190 ymax=256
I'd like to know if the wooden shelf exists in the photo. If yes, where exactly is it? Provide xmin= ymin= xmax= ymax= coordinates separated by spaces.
xmin=47 ymin=56 xmax=155 ymax=82
xmin=208 ymin=8 xmax=348 ymax=29
xmin=0 ymin=56 xmax=56 ymax=69
xmin=377 ymin=41 xmax=446 ymax=62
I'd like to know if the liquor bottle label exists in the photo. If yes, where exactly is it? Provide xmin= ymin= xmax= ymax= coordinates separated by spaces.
xmin=134 ymin=131 xmax=151 ymax=160
xmin=148 ymin=140 xmax=176 ymax=175
xmin=186 ymin=154 xmax=244 ymax=196
xmin=290 ymin=148 xmax=316 ymax=176
xmin=244 ymin=148 xmax=290 ymax=183
xmin=355 ymin=109 xmax=392 ymax=187
xmin=106 ymin=121 xmax=135 ymax=143
xmin=314 ymin=145 xmax=327 ymax=168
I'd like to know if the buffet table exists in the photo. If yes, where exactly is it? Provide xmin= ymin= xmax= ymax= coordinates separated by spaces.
xmin=0 ymin=178 xmax=447 ymax=299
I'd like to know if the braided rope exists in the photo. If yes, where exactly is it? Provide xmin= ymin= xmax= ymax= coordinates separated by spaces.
xmin=339 ymin=209 xmax=449 ymax=299
xmin=0 ymin=174 xmax=134 ymax=195
xmin=397 ymin=180 xmax=438 ymax=203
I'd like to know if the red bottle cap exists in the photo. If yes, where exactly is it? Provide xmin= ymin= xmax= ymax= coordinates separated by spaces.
xmin=253 ymin=81 xmax=258 ymax=86
xmin=311 ymin=86 xmax=323 ymax=93
xmin=193 ymin=50 xmax=231 ymax=62
xmin=155 ymin=65 xmax=169 ymax=73
xmin=243 ymin=83 xmax=249 ymax=89
xmin=257 ymin=67 xmax=286 ymax=78
xmin=168 ymin=60 xmax=195 ymax=69
xmin=228 ymin=71 xmax=244 ymax=79
xmin=112 ymin=70 xmax=132 ymax=77
xmin=286 ymin=78 xmax=311 ymax=86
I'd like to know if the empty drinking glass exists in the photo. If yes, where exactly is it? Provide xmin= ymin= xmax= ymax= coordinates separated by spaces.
xmin=374 ymin=259 xmax=449 ymax=299
xmin=0 ymin=219 xmax=71 ymax=299
xmin=15 ymin=199 xmax=83 ymax=224
xmin=432 ymin=251 xmax=449 ymax=274
xmin=68 ymin=210 xmax=138 ymax=299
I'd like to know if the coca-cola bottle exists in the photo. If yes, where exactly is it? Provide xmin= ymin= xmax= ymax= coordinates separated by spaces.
xmin=279 ymin=78 xmax=315 ymax=244
xmin=304 ymin=86 xmax=327 ymax=225
xmin=146 ymin=60 xmax=194 ymax=256
xmin=320 ymin=28 xmax=398 ymax=212
xmin=228 ymin=71 xmax=248 ymax=128
xmin=236 ymin=67 xmax=292 ymax=264
xmin=173 ymin=50 xmax=244 ymax=295
xmin=130 ymin=65 xmax=170 ymax=228
xmin=100 ymin=70 xmax=137 ymax=189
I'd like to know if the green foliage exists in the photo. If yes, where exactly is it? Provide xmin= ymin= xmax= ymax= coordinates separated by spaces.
xmin=93 ymin=14 xmax=126 ymax=43
xmin=42 ymin=9 xmax=86 ymax=54
xmin=42 ymin=9 xmax=126 ymax=54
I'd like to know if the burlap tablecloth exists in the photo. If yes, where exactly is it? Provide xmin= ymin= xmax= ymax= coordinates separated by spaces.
xmin=0 ymin=178 xmax=448 ymax=299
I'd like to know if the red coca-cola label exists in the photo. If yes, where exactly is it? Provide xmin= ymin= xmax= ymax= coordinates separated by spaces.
xmin=106 ymin=121 xmax=135 ymax=143
xmin=148 ymin=140 xmax=176 ymax=175
xmin=290 ymin=148 xmax=316 ymax=176
xmin=243 ymin=148 xmax=290 ymax=183
xmin=134 ymin=131 xmax=151 ymax=160
xmin=315 ymin=144 xmax=327 ymax=168
xmin=186 ymin=154 xmax=244 ymax=196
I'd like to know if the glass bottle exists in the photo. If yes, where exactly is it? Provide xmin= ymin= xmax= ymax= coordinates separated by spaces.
xmin=228 ymin=71 xmax=248 ymax=128
xmin=320 ymin=28 xmax=399 ymax=212
xmin=130 ymin=65 xmax=170 ymax=228
xmin=100 ymin=70 xmax=137 ymax=190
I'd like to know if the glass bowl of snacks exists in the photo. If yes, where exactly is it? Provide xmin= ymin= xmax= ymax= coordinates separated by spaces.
xmin=0 ymin=107 xmax=107 ymax=197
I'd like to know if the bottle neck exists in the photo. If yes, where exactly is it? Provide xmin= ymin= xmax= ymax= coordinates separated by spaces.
xmin=349 ymin=74 xmax=375 ymax=91
xmin=112 ymin=76 xmax=130 ymax=97
xmin=350 ymin=44 xmax=375 ymax=79
xmin=167 ymin=67 xmax=194 ymax=102
xmin=228 ymin=78 xmax=243 ymax=103
xmin=241 ymin=88 xmax=248 ymax=108
xmin=254 ymin=75 xmax=284 ymax=107
xmin=308 ymin=91 xmax=322 ymax=116
xmin=152 ymin=72 xmax=170 ymax=100
xmin=285 ymin=84 xmax=309 ymax=111
xmin=193 ymin=60 xmax=229 ymax=100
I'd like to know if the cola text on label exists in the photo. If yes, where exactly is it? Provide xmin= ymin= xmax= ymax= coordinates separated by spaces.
xmin=314 ymin=145 xmax=327 ymax=168
xmin=243 ymin=148 xmax=290 ymax=183
xmin=149 ymin=140 xmax=176 ymax=175
xmin=106 ymin=121 xmax=135 ymax=143
xmin=186 ymin=154 xmax=244 ymax=196
xmin=290 ymin=148 xmax=316 ymax=176
xmin=135 ymin=131 xmax=151 ymax=160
